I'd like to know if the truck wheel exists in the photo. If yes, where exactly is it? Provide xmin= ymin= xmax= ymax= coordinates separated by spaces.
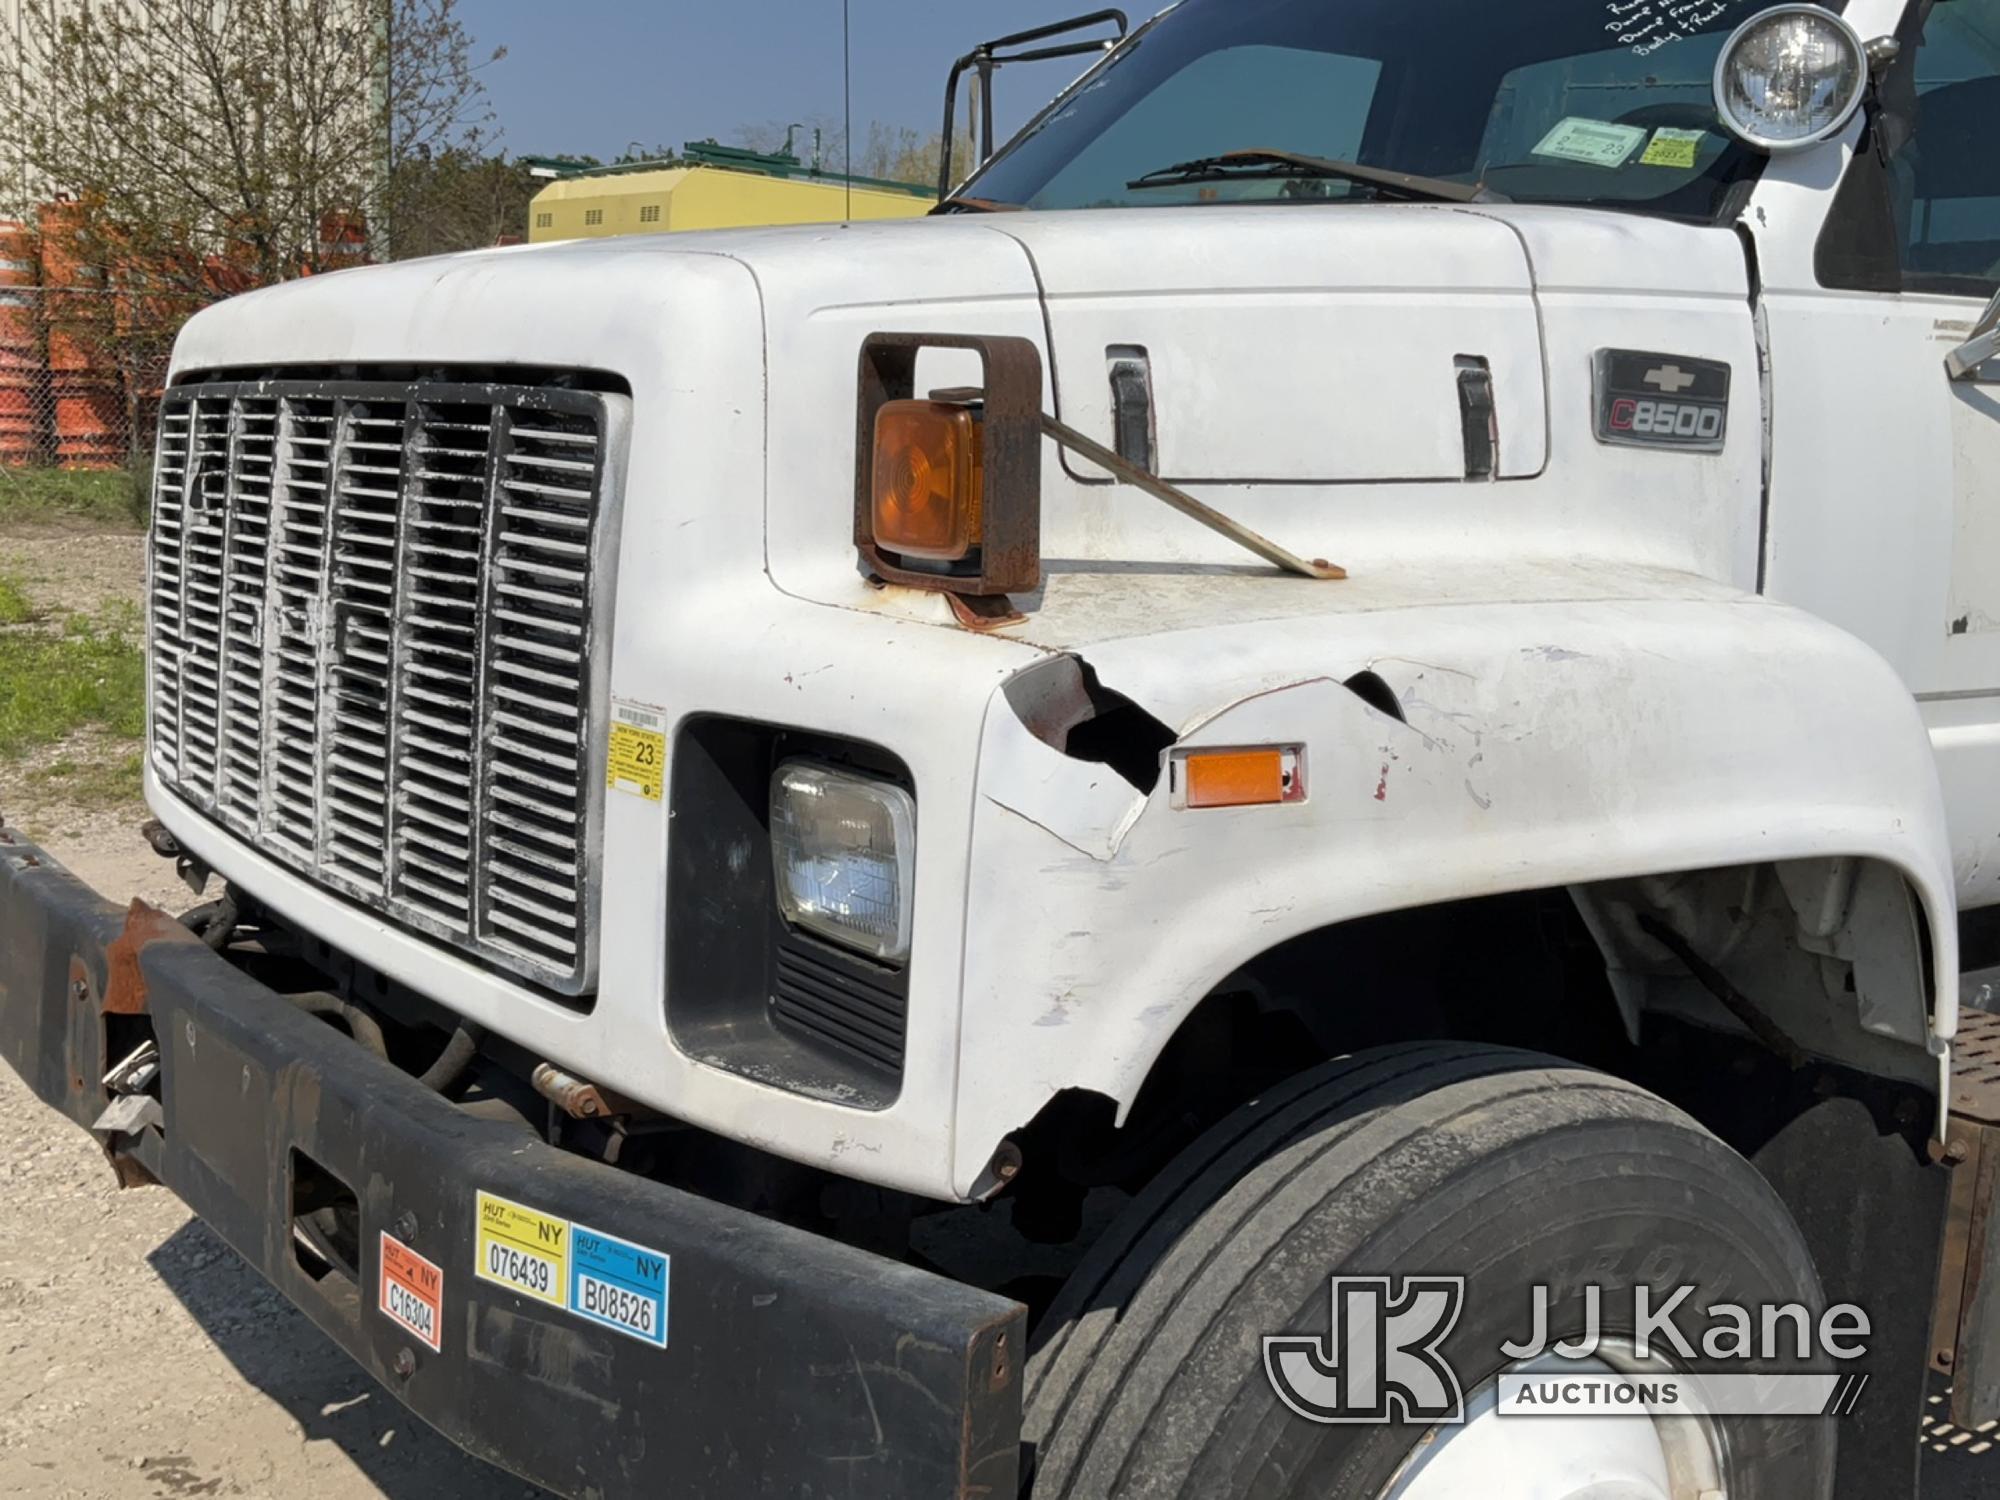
xmin=1022 ymin=1042 xmax=1834 ymax=1499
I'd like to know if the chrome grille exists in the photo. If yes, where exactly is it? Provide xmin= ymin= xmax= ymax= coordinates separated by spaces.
xmin=148 ymin=376 xmax=624 ymax=996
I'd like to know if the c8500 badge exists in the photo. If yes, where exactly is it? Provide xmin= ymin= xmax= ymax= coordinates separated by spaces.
xmin=1593 ymin=349 xmax=1730 ymax=453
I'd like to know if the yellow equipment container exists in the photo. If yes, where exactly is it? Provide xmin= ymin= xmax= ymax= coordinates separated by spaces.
xmin=526 ymin=145 xmax=933 ymax=244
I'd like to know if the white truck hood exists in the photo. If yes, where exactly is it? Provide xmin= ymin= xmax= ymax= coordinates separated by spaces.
xmin=994 ymin=206 xmax=1547 ymax=482
xmin=734 ymin=204 xmax=1758 ymax=650
xmin=170 ymin=204 xmax=1761 ymax=657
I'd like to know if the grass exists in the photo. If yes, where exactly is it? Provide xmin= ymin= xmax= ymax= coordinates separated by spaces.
xmin=0 ymin=463 xmax=150 ymax=527
xmin=0 ymin=610 xmax=145 ymax=761
xmin=0 ymin=571 xmax=34 ymax=625
xmin=0 ymin=542 xmax=150 ymax=813
xmin=21 ymin=746 xmax=145 ymax=809
xmin=0 ymin=470 xmax=153 ymax=809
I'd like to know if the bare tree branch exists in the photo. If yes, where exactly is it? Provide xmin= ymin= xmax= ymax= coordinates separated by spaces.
xmin=0 ymin=0 xmax=502 ymax=362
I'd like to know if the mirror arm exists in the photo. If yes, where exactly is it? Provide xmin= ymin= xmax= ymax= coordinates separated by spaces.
xmin=1948 ymin=289 xmax=2000 ymax=382
xmin=935 ymin=10 xmax=1129 ymax=202
xmin=1039 ymin=414 xmax=1345 ymax=581
xmin=938 ymin=52 xmax=975 ymax=201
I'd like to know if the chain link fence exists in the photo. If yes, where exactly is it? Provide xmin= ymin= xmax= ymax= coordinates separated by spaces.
xmin=0 ymin=284 xmax=168 ymax=476
xmin=1 ymin=208 xmax=367 ymax=496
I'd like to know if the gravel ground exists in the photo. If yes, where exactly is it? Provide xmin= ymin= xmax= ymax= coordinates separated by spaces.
xmin=0 ymin=525 xmax=545 ymax=1497
xmin=0 ymin=521 xmax=1994 ymax=1498
xmin=0 ymin=526 xmax=149 ymax=622
xmin=0 ymin=1063 xmax=552 ymax=1500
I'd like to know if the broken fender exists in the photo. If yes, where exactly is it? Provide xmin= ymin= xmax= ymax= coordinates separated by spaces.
xmin=953 ymin=593 xmax=1957 ymax=1198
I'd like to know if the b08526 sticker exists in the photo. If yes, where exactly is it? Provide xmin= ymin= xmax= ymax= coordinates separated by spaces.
xmin=471 ymin=1189 xmax=673 ymax=1348
xmin=379 ymin=1232 xmax=445 ymax=1353
xmin=475 ymin=1190 xmax=570 ymax=1307
xmin=570 ymin=1224 xmax=671 ymax=1347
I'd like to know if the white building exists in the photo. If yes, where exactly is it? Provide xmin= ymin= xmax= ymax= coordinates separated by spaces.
xmin=0 ymin=0 xmax=382 ymax=222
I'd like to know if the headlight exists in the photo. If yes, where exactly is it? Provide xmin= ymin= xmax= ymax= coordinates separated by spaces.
xmin=770 ymin=763 xmax=916 ymax=963
xmin=1713 ymin=4 xmax=1866 ymax=154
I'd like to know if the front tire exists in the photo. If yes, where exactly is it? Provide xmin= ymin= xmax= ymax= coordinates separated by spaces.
xmin=1023 ymin=1043 xmax=1834 ymax=1499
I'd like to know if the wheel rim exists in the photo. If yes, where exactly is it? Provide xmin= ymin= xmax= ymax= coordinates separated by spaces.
xmin=1377 ymin=1348 xmax=1726 ymax=1500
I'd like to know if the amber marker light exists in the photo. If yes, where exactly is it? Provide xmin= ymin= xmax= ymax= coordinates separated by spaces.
xmin=872 ymin=399 xmax=984 ymax=561
xmin=1176 ymin=747 xmax=1307 ymax=810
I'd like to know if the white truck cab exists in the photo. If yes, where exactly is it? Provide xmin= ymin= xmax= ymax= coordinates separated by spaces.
xmin=9 ymin=2 xmax=2000 ymax=1497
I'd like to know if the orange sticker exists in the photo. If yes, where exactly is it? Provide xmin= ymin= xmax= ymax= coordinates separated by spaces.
xmin=379 ymin=1231 xmax=444 ymax=1353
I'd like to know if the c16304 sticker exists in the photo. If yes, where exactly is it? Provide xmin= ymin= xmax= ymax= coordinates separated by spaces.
xmin=379 ymin=1232 xmax=445 ymax=1353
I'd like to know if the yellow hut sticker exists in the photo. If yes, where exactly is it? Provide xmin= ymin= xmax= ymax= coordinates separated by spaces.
xmin=475 ymin=1190 xmax=570 ymax=1306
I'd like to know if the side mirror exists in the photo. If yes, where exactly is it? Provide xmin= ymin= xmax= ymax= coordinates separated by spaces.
xmin=937 ymin=10 xmax=1128 ymax=201
xmin=1948 ymin=288 xmax=2000 ymax=381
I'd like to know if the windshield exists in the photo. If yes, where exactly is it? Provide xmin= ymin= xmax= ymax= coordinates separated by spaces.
xmin=958 ymin=0 xmax=1843 ymax=219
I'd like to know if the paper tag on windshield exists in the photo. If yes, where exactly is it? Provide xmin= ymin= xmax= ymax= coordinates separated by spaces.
xmin=1533 ymin=117 xmax=1647 ymax=168
xmin=1639 ymin=127 xmax=1706 ymax=169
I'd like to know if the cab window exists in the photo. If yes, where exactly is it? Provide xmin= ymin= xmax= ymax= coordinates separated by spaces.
xmin=961 ymin=0 xmax=1803 ymax=221
xmin=1899 ymin=0 xmax=2000 ymax=294
xmin=1821 ymin=0 xmax=2000 ymax=296
xmin=1020 ymin=46 xmax=1382 ymax=211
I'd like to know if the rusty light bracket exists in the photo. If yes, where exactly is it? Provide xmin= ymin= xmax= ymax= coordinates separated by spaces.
xmin=857 ymin=331 xmax=1344 ymax=602
xmin=855 ymin=332 xmax=1044 ymax=598
xmin=1039 ymin=414 xmax=1347 ymax=582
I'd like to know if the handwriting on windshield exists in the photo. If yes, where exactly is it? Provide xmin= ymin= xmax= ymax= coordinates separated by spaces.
xmin=1605 ymin=0 xmax=1732 ymax=56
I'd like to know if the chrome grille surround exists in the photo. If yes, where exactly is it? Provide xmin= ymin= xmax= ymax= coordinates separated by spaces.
xmin=147 ymin=375 xmax=626 ymax=997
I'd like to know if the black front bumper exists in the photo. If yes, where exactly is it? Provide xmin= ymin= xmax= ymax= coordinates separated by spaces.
xmin=0 ymin=832 xmax=1023 ymax=1498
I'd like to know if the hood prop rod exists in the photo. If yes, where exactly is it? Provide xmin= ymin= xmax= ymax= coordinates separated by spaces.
xmin=1039 ymin=414 xmax=1346 ymax=581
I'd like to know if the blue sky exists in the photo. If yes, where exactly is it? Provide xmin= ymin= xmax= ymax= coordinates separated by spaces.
xmin=466 ymin=2 xmax=1126 ymax=165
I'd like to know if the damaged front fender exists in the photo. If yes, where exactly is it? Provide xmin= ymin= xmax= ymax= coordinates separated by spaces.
xmin=952 ymin=593 xmax=1958 ymax=1198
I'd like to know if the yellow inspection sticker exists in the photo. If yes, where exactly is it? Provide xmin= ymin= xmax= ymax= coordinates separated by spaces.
xmin=1640 ymin=127 xmax=1704 ymax=169
xmin=606 ymin=700 xmax=666 ymax=803
xmin=475 ymin=1190 xmax=571 ymax=1307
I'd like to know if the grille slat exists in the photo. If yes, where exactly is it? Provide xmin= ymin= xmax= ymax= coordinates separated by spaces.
xmin=147 ymin=377 xmax=618 ymax=995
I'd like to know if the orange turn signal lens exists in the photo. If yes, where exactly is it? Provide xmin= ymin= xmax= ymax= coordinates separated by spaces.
xmin=1178 ymin=747 xmax=1307 ymax=809
xmin=872 ymin=400 xmax=983 ymax=561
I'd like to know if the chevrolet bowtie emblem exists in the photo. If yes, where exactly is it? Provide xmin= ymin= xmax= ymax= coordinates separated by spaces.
xmin=1594 ymin=349 xmax=1731 ymax=451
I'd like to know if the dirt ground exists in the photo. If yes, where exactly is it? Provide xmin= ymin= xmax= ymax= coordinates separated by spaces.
xmin=0 ymin=520 xmax=1994 ymax=1498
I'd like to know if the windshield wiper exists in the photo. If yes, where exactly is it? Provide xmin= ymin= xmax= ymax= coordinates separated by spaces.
xmin=1127 ymin=148 xmax=1503 ymax=205
xmin=931 ymin=195 xmax=1025 ymax=215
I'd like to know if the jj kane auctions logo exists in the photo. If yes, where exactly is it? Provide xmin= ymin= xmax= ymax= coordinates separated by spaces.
xmin=1264 ymin=1277 xmax=1873 ymax=1424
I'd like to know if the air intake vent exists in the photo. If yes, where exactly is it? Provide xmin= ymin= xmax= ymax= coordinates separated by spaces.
xmin=772 ymin=931 xmax=909 ymax=1076
xmin=148 ymin=376 xmax=625 ymax=996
